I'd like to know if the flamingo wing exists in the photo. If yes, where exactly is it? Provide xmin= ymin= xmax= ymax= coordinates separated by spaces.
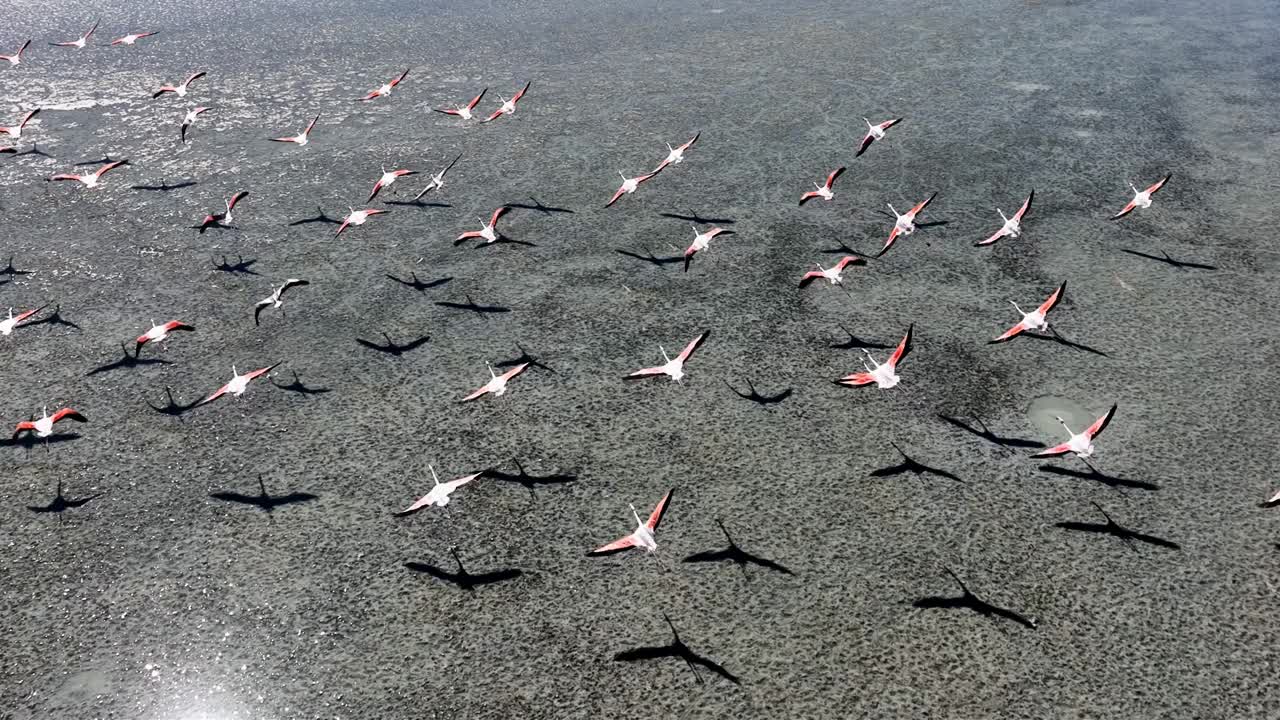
xmin=888 ymin=324 xmax=913 ymax=369
xmin=489 ymin=206 xmax=510 ymax=226
xmin=909 ymin=192 xmax=937 ymax=217
xmin=1109 ymin=199 xmax=1138 ymax=220
xmin=13 ymin=307 xmax=42 ymax=324
xmin=604 ymin=185 xmax=627 ymax=208
xmin=854 ymin=131 xmax=876 ymax=157
xmin=879 ymin=117 xmax=904 ymax=131
xmin=1146 ymin=174 xmax=1171 ymax=196
xmin=461 ymin=385 xmax=491 ymax=402
xmin=395 ymin=492 xmax=440 ymax=516
xmin=466 ymin=88 xmax=487 ymax=110
xmin=243 ymin=364 xmax=279 ymax=381
xmin=625 ymin=365 xmax=669 ymax=379
xmin=163 ymin=320 xmax=194 ymax=333
xmin=391 ymin=68 xmax=411 ymax=86
xmin=646 ymin=489 xmax=674 ymax=531
xmin=798 ymin=191 xmax=821 ymax=206
xmin=837 ymin=372 xmax=877 ymax=387
xmin=588 ymin=533 xmax=638 ymax=556
xmin=834 ymin=255 xmax=864 ymax=271
xmin=879 ymin=225 xmax=902 ymax=256
xmin=1013 ymin=190 xmax=1034 ymax=221
xmin=1084 ymin=404 xmax=1118 ymax=440
xmin=798 ymin=270 xmax=825 ymax=288
xmin=482 ymin=107 xmax=504 ymax=123
xmin=976 ymin=226 xmax=1007 ymax=247
xmin=12 ymin=420 xmax=35 ymax=437
xmin=511 ymin=81 xmax=531 ymax=103
xmin=334 ymin=218 xmax=352 ymax=236
xmin=1037 ymin=281 xmax=1066 ymax=316
xmin=990 ymin=321 xmax=1027 ymax=344
xmin=200 ymin=383 xmax=231 ymax=406
xmin=1031 ymin=441 xmax=1073 ymax=459
xmin=51 ymin=408 xmax=87 ymax=424
xmin=367 ymin=180 xmax=385 ymax=203
xmin=676 ymin=332 xmax=708 ymax=362
xmin=825 ymin=166 xmax=846 ymax=189
xmin=304 ymin=115 xmax=320 ymax=134
xmin=500 ymin=362 xmax=530 ymax=382
xmin=50 ymin=174 xmax=82 ymax=182
xmin=227 ymin=191 xmax=249 ymax=211
xmin=676 ymin=131 xmax=699 ymax=152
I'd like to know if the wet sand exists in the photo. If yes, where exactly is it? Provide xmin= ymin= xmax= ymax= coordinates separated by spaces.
xmin=2 ymin=0 xmax=1280 ymax=717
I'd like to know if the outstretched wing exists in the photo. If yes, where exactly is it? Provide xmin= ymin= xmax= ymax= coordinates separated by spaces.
xmin=625 ymin=365 xmax=668 ymax=379
xmin=1146 ymin=173 xmax=1171 ymax=196
xmin=798 ymin=270 xmax=824 ymax=288
xmin=1030 ymin=441 xmax=1073 ymax=458
xmin=461 ymin=385 xmax=491 ymax=402
xmin=990 ymin=321 xmax=1026 ymax=344
xmin=825 ymin=166 xmax=846 ymax=189
xmin=1013 ymin=190 xmax=1034 ymax=221
xmin=676 ymin=332 xmax=708 ymax=363
xmin=1084 ymin=404 xmax=1118 ymax=440
xmin=588 ymin=533 xmax=637 ymax=556
xmin=798 ymin=191 xmax=821 ymax=206
xmin=605 ymin=185 xmax=627 ymax=208
xmin=1109 ymin=198 xmax=1137 ymax=220
xmin=888 ymin=324 xmax=913 ymax=369
xmin=855 ymin=131 xmax=876 ymax=157
xmin=646 ymin=489 xmax=673 ymax=531
xmin=1037 ymin=281 xmax=1066 ymax=316
xmin=836 ymin=372 xmax=876 ymax=387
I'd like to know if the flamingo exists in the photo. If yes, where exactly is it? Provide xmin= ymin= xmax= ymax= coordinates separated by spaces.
xmin=587 ymin=489 xmax=674 ymax=556
xmin=335 ymin=208 xmax=389 ymax=236
xmin=50 ymin=159 xmax=128 ymax=188
xmin=152 ymin=71 xmax=206 ymax=99
xmin=455 ymin=207 xmax=510 ymax=245
xmin=394 ymin=465 xmax=482 ymax=515
xmin=481 ymin=81 xmax=530 ymax=122
xmin=606 ymin=170 xmax=658 ymax=208
xmin=13 ymin=407 xmax=87 ymax=440
xmin=358 ymin=68 xmax=410 ymax=101
xmin=1032 ymin=404 xmax=1118 ymax=462
xmin=49 ymin=21 xmax=99 ymax=49
xmin=0 ymin=109 xmax=40 ymax=139
xmin=990 ymin=282 xmax=1066 ymax=343
xmin=254 ymin=279 xmax=310 ymax=326
xmin=269 ymin=114 xmax=319 ymax=146
xmin=199 ymin=364 xmax=280 ymax=405
xmin=180 ymin=106 xmax=210 ymax=143
xmin=855 ymin=117 xmax=903 ymax=157
xmin=626 ymin=332 xmax=708 ymax=383
xmin=368 ymin=167 xmax=417 ymax=203
xmin=798 ymin=255 xmax=865 ymax=288
xmin=836 ymin=324 xmax=912 ymax=389
xmin=110 ymin=31 xmax=159 ymax=46
xmin=433 ymin=88 xmax=487 ymax=119
xmin=1110 ymin=174 xmax=1171 ymax=220
xmin=798 ymin=167 xmax=845 ymax=206
xmin=977 ymin=191 xmax=1034 ymax=246
xmin=0 ymin=306 xmax=44 ymax=336
xmin=412 ymin=153 xmax=462 ymax=199
xmin=0 ymin=39 xmax=31 ymax=65
xmin=879 ymin=192 xmax=937 ymax=257
xmin=653 ymin=132 xmax=700 ymax=173
xmin=683 ymin=226 xmax=734 ymax=271
xmin=198 ymin=191 xmax=249 ymax=233
xmin=134 ymin=320 xmax=194 ymax=356
xmin=462 ymin=362 xmax=530 ymax=402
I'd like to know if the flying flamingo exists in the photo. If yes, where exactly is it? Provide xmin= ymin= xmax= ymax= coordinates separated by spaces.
xmin=855 ymin=117 xmax=903 ymax=157
xmin=605 ymin=171 xmax=658 ymax=208
xmin=152 ymin=71 xmax=206 ymax=99
xmin=198 ymin=190 xmax=249 ymax=233
xmin=254 ymin=279 xmax=309 ymax=326
xmin=0 ymin=39 xmax=31 ymax=65
xmin=587 ymin=489 xmax=674 ymax=556
xmin=180 ymin=106 xmax=210 ymax=143
xmin=837 ymin=324 xmax=912 ymax=389
xmin=1031 ymin=404 xmax=1118 ymax=462
xmin=13 ymin=407 xmax=87 ymax=441
xmin=990 ymin=282 xmax=1066 ymax=343
xmin=977 ymin=190 xmax=1034 ymax=246
xmin=269 ymin=114 xmax=319 ymax=146
xmin=394 ymin=465 xmax=482 ymax=516
xmin=358 ymin=68 xmax=410 ymax=101
xmin=626 ymin=332 xmax=708 ymax=383
xmin=134 ymin=320 xmax=194 ymax=356
xmin=879 ymin=192 xmax=937 ymax=257
xmin=798 ymin=166 xmax=845 ymax=206
xmin=50 ymin=159 xmax=128 ymax=188
xmin=433 ymin=88 xmax=487 ymax=119
xmin=683 ymin=225 xmax=734 ymax=271
xmin=0 ymin=306 xmax=44 ymax=336
xmin=798 ymin=255 xmax=865 ymax=288
xmin=481 ymin=81 xmax=531 ymax=122
xmin=413 ymin=153 xmax=462 ymax=199
xmin=461 ymin=362 xmax=530 ymax=402
xmin=653 ymin=132 xmax=700 ymax=173
xmin=335 ymin=208 xmax=389 ymax=236
xmin=455 ymin=206 xmax=510 ymax=245
xmin=49 ymin=21 xmax=99 ymax=49
xmin=110 ymin=31 xmax=159 ymax=46
xmin=199 ymin=363 xmax=280 ymax=405
xmin=1110 ymin=174 xmax=1171 ymax=220
xmin=367 ymin=167 xmax=417 ymax=203
xmin=0 ymin=109 xmax=40 ymax=139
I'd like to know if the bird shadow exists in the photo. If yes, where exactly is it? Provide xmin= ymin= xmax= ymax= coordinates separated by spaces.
xmin=659 ymin=211 xmax=735 ymax=225
xmin=0 ymin=432 xmax=81 ymax=452
xmin=355 ymin=332 xmax=430 ymax=356
xmin=723 ymin=378 xmax=791 ymax=407
xmin=434 ymin=295 xmax=511 ymax=315
xmin=146 ymin=386 xmax=202 ymax=418
xmin=26 ymin=305 xmax=80 ymax=331
xmin=1020 ymin=328 xmax=1109 ymax=357
xmin=912 ymin=567 xmax=1037 ymax=630
xmin=870 ymin=442 xmax=964 ymax=483
xmin=614 ymin=614 xmax=741 ymax=685
xmin=615 ymin=247 xmax=684 ymax=267
xmin=0 ymin=256 xmax=33 ymax=277
xmin=288 ymin=206 xmax=341 ymax=226
xmin=1038 ymin=464 xmax=1159 ymax=491
xmin=1120 ymin=248 xmax=1216 ymax=271
xmin=482 ymin=459 xmax=576 ymax=499
xmin=820 ymin=239 xmax=867 ymax=256
xmin=383 ymin=199 xmax=451 ymax=209
xmin=74 ymin=155 xmax=119 ymax=167
xmin=210 ymin=474 xmax=317 ymax=515
xmin=386 ymin=272 xmax=451 ymax=291
xmin=507 ymin=196 xmax=574 ymax=215
xmin=27 ymin=478 xmax=103 ymax=514
xmin=455 ymin=234 xmax=537 ymax=249
xmin=404 ymin=547 xmax=523 ymax=591
xmin=830 ymin=324 xmax=892 ymax=350
xmin=131 ymin=179 xmax=197 ymax=192
xmin=496 ymin=343 xmax=553 ymax=373
xmin=271 ymin=370 xmax=332 ymax=396
xmin=211 ymin=254 xmax=259 ymax=275
xmin=1054 ymin=502 xmax=1181 ymax=550
xmin=683 ymin=519 xmax=793 ymax=578
xmin=937 ymin=413 xmax=1044 ymax=451
xmin=14 ymin=143 xmax=53 ymax=159
xmin=87 ymin=342 xmax=172 ymax=376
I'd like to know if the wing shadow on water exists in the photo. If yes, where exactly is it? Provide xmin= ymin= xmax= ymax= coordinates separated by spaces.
xmin=355 ymin=332 xmax=430 ymax=357
xmin=937 ymin=413 xmax=1044 ymax=451
xmin=434 ymin=295 xmax=511 ymax=315
xmin=1038 ymin=464 xmax=1159 ymax=491
xmin=27 ymin=305 xmax=80 ymax=331
xmin=495 ymin=343 xmax=553 ymax=373
xmin=682 ymin=519 xmax=793 ymax=578
xmin=614 ymin=614 xmax=741 ymax=685
xmin=131 ymin=178 xmax=197 ymax=192
xmin=723 ymin=378 xmax=791 ymax=407
xmin=1119 ymin=248 xmax=1216 ymax=271
xmin=507 ymin=196 xmax=574 ymax=215
xmin=146 ymin=386 xmax=202 ymax=419
xmin=386 ymin=272 xmax=451 ymax=292
xmin=615 ymin=247 xmax=684 ymax=267
xmin=1018 ymin=328 xmax=1109 ymax=357
xmin=212 ymin=254 xmax=259 ymax=275
xmin=27 ymin=478 xmax=103 ymax=515
xmin=271 ymin=370 xmax=332 ymax=396
xmin=0 ymin=256 xmax=33 ymax=277
xmin=404 ymin=546 xmax=522 ymax=591
xmin=870 ymin=442 xmax=964 ymax=483
xmin=288 ymin=206 xmax=341 ymax=226
xmin=210 ymin=474 xmax=317 ymax=516
xmin=482 ymin=459 xmax=575 ymax=499
xmin=830 ymin=324 xmax=892 ymax=350
xmin=911 ymin=567 xmax=1037 ymax=630
xmin=87 ymin=342 xmax=172 ymax=376
xmin=1054 ymin=502 xmax=1181 ymax=550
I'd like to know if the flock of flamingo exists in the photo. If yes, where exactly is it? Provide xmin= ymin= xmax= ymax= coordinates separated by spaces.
xmin=0 ymin=19 xmax=1203 ymax=685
